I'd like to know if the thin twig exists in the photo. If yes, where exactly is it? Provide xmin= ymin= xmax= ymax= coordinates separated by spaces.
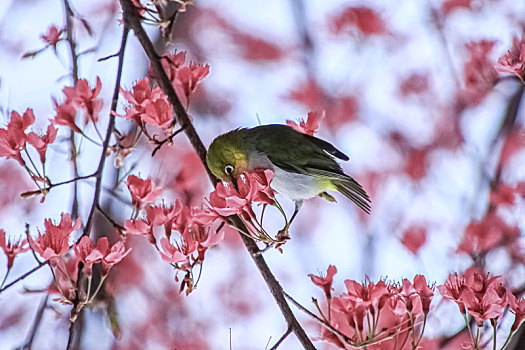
xmin=20 ymin=172 xmax=97 ymax=198
xmin=269 ymin=326 xmax=292 ymax=350
xmin=0 ymin=263 xmax=47 ymax=294
xmin=95 ymin=203 xmax=125 ymax=231
xmin=66 ymin=24 xmax=130 ymax=350
xmin=283 ymin=291 xmax=352 ymax=343
xmin=119 ymin=1 xmax=315 ymax=348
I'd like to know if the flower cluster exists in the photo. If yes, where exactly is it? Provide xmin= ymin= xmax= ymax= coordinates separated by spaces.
xmin=21 ymin=213 xmax=130 ymax=304
xmin=149 ymin=50 xmax=210 ymax=109
xmin=120 ymin=78 xmax=173 ymax=130
xmin=311 ymin=266 xmax=434 ymax=349
xmin=438 ymin=268 xmax=509 ymax=326
xmin=0 ymin=108 xmax=57 ymax=172
xmin=125 ymin=200 xmax=223 ymax=294
xmin=208 ymin=169 xmax=275 ymax=218
xmin=207 ymin=169 xmax=284 ymax=245
xmin=74 ymin=236 xmax=131 ymax=277
xmin=27 ymin=213 xmax=81 ymax=263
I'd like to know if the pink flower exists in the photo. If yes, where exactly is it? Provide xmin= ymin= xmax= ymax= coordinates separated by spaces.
xmin=400 ymin=226 xmax=427 ymax=255
xmin=142 ymin=95 xmax=173 ymax=129
xmin=125 ymin=175 xmax=163 ymax=210
xmin=26 ymin=123 xmax=57 ymax=163
xmin=438 ymin=272 xmax=468 ymax=313
xmin=124 ymin=217 xmax=154 ymax=242
xmin=0 ymin=229 xmax=29 ymax=269
xmin=158 ymin=51 xmax=187 ymax=82
xmin=40 ymin=25 xmax=63 ymax=49
xmin=98 ymin=238 xmax=131 ymax=276
xmin=458 ymin=212 xmax=519 ymax=255
xmin=461 ymin=287 xmax=505 ymax=326
xmin=149 ymin=51 xmax=210 ymax=108
xmin=496 ymin=34 xmax=525 ymax=81
xmin=63 ymin=77 xmax=103 ymax=124
xmin=330 ymin=6 xmax=388 ymax=36
xmin=208 ymin=170 xmax=275 ymax=218
xmin=461 ymin=40 xmax=498 ymax=107
xmin=286 ymin=111 xmax=324 ymax=136
xmin=74 ymin=236 xmax=104 ymax=276
xmin=176 ymin=63 xmax=210 ymax=100
xmin=413 ymin=275 xmax=434 ymax=315
xmin=0 ymin=109 xmax=35 ymax=165
xmin=120 ymin=78 xmax=167 ymax=125
xmin=53 ymin=101 xmax=81 ymax=133
xmin=489 ymin=183 xmax=517 ymax=206
xmin=309 ymin=265 xmax=337 ymax=298
xmin=399 ymin=73 xmax=429 ymax=97
xmin=28 ymin=213 xmax=81 ymax=262
xmin=442 ymin=0 xmax=473 ymax=15
xmin=509 ymin=293 xmax=525 ymax=331
xmin=9 ymin=108 xmax=36 ymax=131
xmin=438 ymin=268 xmax=509 ymax=326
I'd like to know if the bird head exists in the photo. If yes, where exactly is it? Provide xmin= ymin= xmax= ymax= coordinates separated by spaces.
xmin=206 ymin=129 xmax=250 ymax=182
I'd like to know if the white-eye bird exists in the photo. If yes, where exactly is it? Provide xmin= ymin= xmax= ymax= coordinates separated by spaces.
xmin=206 ymin=124 xmax=370 ymax=223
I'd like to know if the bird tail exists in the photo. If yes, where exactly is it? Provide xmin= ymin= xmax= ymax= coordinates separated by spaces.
xmin=332 ymin=177 xmax=371 ymax=214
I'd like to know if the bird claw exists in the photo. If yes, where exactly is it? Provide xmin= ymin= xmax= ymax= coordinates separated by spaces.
xmin=274 ymin=227 xmax=290 ymax=251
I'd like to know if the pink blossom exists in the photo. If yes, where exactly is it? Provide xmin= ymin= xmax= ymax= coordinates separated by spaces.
xmin=438 ymin=272 xmax=468 ymax=313
xmin=0 ymin=109 xmax=35 ymax=165
xmin=98 ymin=238 xmax=131 ymax=275
xmin=176 ymin=63 xmax=210 ymax=100
xmin=26 ymin=123 xmax=57 ymax=163
xmin=125 ymin=175 xmax=163 ymax=210
xmin=461 ymin=40 xmax=498 ymax=107
xmin=309 ymin=265 xmax=337 ymax=298
xmin=120 ymin=78 xmax=167 ymax=125
xmin=208 ymin=170 xmax=275 ymax=218
xmin=142 ymin=95 xmax=173 ymax=129
xmin=40 ymin=25 xmax=63 ymax=49
xmin=496 ymin=34 xmax=525 ymax=81
xmin=28 ymin=213 xmax=81 ymax=262
xmin=286 ymin=111 xmax=324 ymax=136
xmin=53 ymin=101 xmax=81 ymax=133
xmin=0 ymin=229 xmax=29 ymax=269
xmin=400 ymin=226 xmax=427 ymax=255
xmin=509 ymin=293 xmax=525 ymax=331
xmin=63 ymin=77 xmax=103 ymax=124
xmin=330 ymin=6 xmax=388 ymax=36
xmin=74 ymin=236 xmax=104 ymax=276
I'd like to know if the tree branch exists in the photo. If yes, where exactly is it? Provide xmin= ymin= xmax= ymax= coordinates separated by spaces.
xmin=118 ymin=1 xmax=315 ymax=348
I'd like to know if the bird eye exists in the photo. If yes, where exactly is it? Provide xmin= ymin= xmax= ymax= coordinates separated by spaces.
xmin=224 ymin=164 xmax=234 ymax=174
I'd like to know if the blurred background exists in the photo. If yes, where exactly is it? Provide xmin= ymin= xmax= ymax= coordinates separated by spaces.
xmin=0 ymin=0 xmax=524 ymax=349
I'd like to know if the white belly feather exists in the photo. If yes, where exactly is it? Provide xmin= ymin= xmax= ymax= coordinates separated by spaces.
xmin=247 ymin=152 xmax=323 ymax=201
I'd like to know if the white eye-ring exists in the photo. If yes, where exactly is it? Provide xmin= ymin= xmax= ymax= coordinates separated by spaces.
xmin=224 ymin=164 xmax=234 ymax=174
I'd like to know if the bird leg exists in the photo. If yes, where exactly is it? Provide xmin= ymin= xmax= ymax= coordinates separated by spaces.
xmin=289 ymin=200 xmax=303 ymax=226
xmin=276 ymin=200 xmax=303 ymax=244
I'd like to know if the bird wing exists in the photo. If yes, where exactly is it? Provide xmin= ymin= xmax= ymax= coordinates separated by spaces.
xmin=251 ymin=124 xmax=347 ymax=176
xmin=252 ymin=124 xmax=371 ymax=213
